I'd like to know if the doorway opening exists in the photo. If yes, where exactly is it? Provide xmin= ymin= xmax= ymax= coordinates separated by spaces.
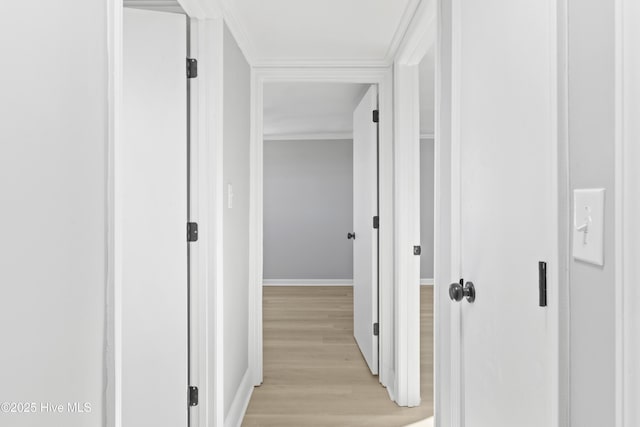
xmin=244 ymin=68 xmax=435 ymax=424
xmin=250 ymin=81 xmax=383 ymax=421
xmin=246 ymin=69 xmax=395 ymax=398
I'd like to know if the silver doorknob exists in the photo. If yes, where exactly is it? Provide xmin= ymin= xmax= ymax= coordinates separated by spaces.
xmin=449 ymin=279 xmax=476 ymax=303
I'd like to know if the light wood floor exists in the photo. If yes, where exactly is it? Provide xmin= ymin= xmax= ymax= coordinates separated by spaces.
xmin=242 ymin=286 xmax=434 ymax=427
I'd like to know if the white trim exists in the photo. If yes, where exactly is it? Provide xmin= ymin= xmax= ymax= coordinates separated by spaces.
xmin=126 ymin=0 xmax=179 ymax=5
xmin=188 ymin=18 xmax=201 ymax=427
xmin=556 ymin=0 xmax=571 ymax=426
xmin=107 ymin=0 xmax=122 ymax=425
xmin=187 ymin=15 xmax=227 ymax=427
xmin=432 ymin=2 xmax=454 ymax=424
xmin=614 ymin=0 xmax=625 ymax=420
xmin=448 ymin=0 xmax=463 ymax=424
xmin=223 ymin=369 xmax=254 ymax=427
xmin=624 ymin=5 xmax=640 ymax=426
xmin=250 ymin=66 xmax=395 ymax=393
xmin=263 ymin=279 xmax=353 ymax=286
xmin=383 ymin=0 xmax=423 ymax=65
xmin=420 ymin=133 xmax=435 ymax=140
xmin=616 ymin=0 xmax=639 ymax=425
xmin=179 ymin=0 xmax=220 ymax=19
xmin=420 ymin=278 xmax=435 ymax=286
xmin=263 ymin=132 xmax=352 ymax=141
xmin=253 ymin=58 xmax=393 ymax=69
xmin=124 ymin=1 xmax=186 ymax=14
xmin=549 ymin=2 xmax=562 ymax=425
xmin=393 ymin=0 xmax=437 ymax=408
xmin=191 ymin=17 xmax=226 ymax=427
xmin=216 ymin=0 xmax=256 ymax=63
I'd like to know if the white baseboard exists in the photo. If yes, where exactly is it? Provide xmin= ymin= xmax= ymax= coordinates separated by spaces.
xmin=421 ymin=278 xmax=434 ymax=286
xmin=224 ymin=369 xmax=254 ymax=427
xmin=263 ymin=279 xmax=353 ymax=286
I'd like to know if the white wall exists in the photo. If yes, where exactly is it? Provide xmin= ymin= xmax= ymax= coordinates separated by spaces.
xmin=263 ymin=139 xmax=354 ymax=281
xmin=222 ymin=23 xmax=252 ymax=422
xmin=568 ymin=0 xmax=616 ymax=425
xmin=0 ymin=2 xmax=108 ymax=426
xmin=262 ymin=137 xmax=435 ymax=283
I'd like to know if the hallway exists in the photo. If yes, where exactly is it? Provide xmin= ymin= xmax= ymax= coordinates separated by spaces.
xmin=242 ymin=286 xmax=433 ymax=426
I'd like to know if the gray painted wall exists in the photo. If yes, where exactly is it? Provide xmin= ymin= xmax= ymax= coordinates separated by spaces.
xmin=0 ymin=2 xmax=108 ymax=425
xmin=223 ymin=24 xmax=251 ymax=417
xmin=263 ymin=138 xmax=436 ymax=282
xmin=420 ymin=138 xmax=435 ymax=279
xmin=264 ymin=139 xmax=354 ymax=280
xmin=568 ymin=0 xmax=616 ymax=425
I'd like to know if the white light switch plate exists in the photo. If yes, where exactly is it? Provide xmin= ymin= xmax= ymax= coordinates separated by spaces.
xmin=573 ymin=188 xmax=605 ymax=266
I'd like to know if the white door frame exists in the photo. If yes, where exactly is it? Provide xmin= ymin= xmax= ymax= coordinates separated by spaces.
xmin=249 ymin=66 xmax=395 ymax=393
xmin=107 ymin=1 xmax=225 ymax=426
xmin=393 ymin=0 xmax=436 ymax=408
xmin=615 ymin=0 xmax=640 ymax=425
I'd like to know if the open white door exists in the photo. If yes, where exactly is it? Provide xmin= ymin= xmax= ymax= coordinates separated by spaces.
xmin=352 ymin=85 xmax=379 ymax=375
xmin=122 ymin=8 xmax=188 ymax=427
xmin=449 ymin=1 xmax=558 ymax=426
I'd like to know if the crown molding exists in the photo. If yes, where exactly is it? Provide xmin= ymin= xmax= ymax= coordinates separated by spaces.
xmin=252 ymin=58 xmax=392 ymax=69
xmin=217 ymin=0 xmax=257 ymax=63
xmin=393 ymin=0 xmax=436 ymax=65
xmin=383 ymin=0 xmax=423 ymax=65
xmin=124 ymin=0 xmax=185 ymax=14
xmin=124 ymin=0 xmax=221 ymax=18
xmin=263 ymin=132 xmax=353 ymax=141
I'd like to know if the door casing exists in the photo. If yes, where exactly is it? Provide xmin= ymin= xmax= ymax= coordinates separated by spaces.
xmin=249 ymin=67 xmax=395 ymax=395
xmin=392 ymin=0 xmax=437 ymax=408
xmin=615 ymin=0 xmax=640 ymax=425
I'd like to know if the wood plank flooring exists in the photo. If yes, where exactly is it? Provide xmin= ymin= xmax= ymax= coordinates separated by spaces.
xmin=242 ymin=286 xmax=434 ymax=426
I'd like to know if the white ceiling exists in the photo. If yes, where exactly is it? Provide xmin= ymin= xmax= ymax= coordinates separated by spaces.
xmin=125 ymin=0 xmax=436 ymax=137
xmin=223 ymin=0 xmax=420 ymax=66
xmin=263 ymin=83 xmax=368 ymax=139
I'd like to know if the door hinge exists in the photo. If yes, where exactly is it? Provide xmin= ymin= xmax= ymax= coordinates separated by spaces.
xmin=373 ymin=323 xmax=379 ymax=336
xmin=372 ymin=109 xmax=379 ymax=123
xmin=538 ymin=261 xmax=547 ymax=307
xmin=187 ymin=222 xmax=198 ymax=242
xmin=188 ymin=386 xmax=198 ymax=407
xmin=413 ymin=245 xmax=421 ymax=256
xmin=187 ymin=58 xmax=198 ymax=78
xmin=373 ymin=216 xmax=379 ymax=229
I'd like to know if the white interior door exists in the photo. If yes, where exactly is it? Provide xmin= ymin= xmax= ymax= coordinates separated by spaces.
xmin=451 ymin=1 xmax=557 ymax=426
xmin=122 ymin=8 xmax=188 ymax=427
xmin=353 ymin=85 xmax=379 ymax=375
